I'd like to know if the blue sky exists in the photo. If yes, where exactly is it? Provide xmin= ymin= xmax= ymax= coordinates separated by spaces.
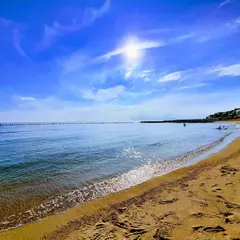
xmin=0 ymin=0 xmax=240 ymax=122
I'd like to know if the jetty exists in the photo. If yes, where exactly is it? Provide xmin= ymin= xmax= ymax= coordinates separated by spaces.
xmin=0 ymin=122 xmax=134 ymax=127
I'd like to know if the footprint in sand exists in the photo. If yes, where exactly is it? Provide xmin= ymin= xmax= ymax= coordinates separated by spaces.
xmin=220 ymin=165 xmax=238 ymax=176
xmin=159 ymin=198 xmax=178 ymax=204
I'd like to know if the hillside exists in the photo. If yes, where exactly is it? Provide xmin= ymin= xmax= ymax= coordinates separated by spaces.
xmin=206 ymin=108 xmax=240 ymax=121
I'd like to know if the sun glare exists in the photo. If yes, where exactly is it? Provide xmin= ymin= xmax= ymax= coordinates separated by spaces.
xmin=121 ymin=37 xmax=143 ymax=63
xmin=124 ymin=43 xmax=139 ymax=60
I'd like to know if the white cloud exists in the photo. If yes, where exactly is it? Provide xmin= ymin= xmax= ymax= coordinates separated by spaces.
xmin=82 ymin=85 xmax=125 ymax=102
xmin=210 ymin=64 xmax=240 ymax=77
xmin=171 ymin=33 xmax=195 ymax=43
xmin=2 ymin=88 xmax=240 ymax=122
xmin=178 ymin=83 xmax=208 ymax=90
xmin=123 ymin=68 xmax=155 ymax=81
xmin=13 ymin=29 xmax=31 ymax=61
xmin=226 ymin=17 xmax=240 ymax=29
xmin=139 ymin=28 xmax=175 ymax=36
xmin=124 ymin=89 xmax=157 ymax=98
xmin=20 ymin=97 xmax=36 ymax=101
xmin=38 ymin=0 xmax=110 ymax=49
xmin=37 ymin=25 xmax=61 ymax=50
xmin=0 ymin=18 xmax=31 ymax=60
xmin=60 ymin=51 xmax=90 ymax=73
xmin=125 ymin=71 xmax=132 ymax=79
xmin=219 ymin=0 xmax=234 ymax=8
xmin=53 ymin=0 xmax=110 ymax=34
xmin=158 ymin=71 xmax=186 ymax=83
xmin=142 ymin=69 xmax=153 ymax=73
xmin=89 ymin=0 xmax=111 ymax=19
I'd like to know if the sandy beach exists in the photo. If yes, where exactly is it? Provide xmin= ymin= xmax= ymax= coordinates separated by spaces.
xmin=217 ymin=120 xmax=240 ymax=123
xmin=1 ymin=137 xmax=239 ymax=240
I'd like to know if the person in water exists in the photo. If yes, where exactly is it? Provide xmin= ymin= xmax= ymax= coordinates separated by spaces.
xmin=183 ymin=123 xmax=186 ymax=127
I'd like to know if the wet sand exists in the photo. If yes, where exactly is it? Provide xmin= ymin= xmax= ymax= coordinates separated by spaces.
xmin=1 ymin=137 xmax=240 ymax=240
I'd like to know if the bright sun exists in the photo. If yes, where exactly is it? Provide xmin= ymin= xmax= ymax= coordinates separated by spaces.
xmin=124 ymin=43 xmax=140 ymax=60
xmin=124 ymin=41 xmax=140 ymax=61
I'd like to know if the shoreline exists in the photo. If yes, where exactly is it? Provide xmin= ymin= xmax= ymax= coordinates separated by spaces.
xmin=0 ymin=136 xmax=239 ymax=239
xmin=0 ymin=133 xmax=232 ymax=232
xmin=217 ymin=119 xmax=240 ymax=123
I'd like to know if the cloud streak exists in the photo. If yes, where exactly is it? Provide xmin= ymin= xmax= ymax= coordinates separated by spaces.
xmin=0 ymin=18 xmax=31 ymax=60
xmin=98 ymin=40 xmax=165 ymax=61
xmin=219 ymin=0 xmax=234 ymax=8
xmin=19 ymin=97 xmax=36 ymax=101
xmin=210 ymin=64 xmax=240 ymax=77
xmin=0 ymin=17 xmax=13 ymax=26
xmin=2 ymin=88 xmax=240 ymax=122
xmin=81 ymin=85 xmax=125 ymax=102
xmin=178 ymin=83 xmax=208 ymax=90
xmin=158 ymin=71 xmax=188 ymax=83
xmin=13 ymin=29 xmax=31 ymax=61
xmin=39 ymin=0 xmax=111 ymax=49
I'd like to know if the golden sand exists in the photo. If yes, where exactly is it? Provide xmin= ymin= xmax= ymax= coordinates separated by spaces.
xmin=217 ymin=119 xmax=240 ymax=123
xmin=1 ymin=137 xmax=240 ymax=240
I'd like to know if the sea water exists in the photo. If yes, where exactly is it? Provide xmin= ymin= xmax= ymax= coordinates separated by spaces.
xmin=0 ymin=122 xmax=239 ymax=230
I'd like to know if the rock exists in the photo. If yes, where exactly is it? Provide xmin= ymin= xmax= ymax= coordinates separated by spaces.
xmin=191 ymin=212 xmax=205 ymax=218
xmin=159 ymin=198 xmax=178 ymax=204
xmin=192 ymin=225 xmax=204 ymax=231
xmin=225 ymin=218 xmax=230 ymax=223
xmin=203 ymin=226 xmax=225 ymax=232
xmin=223 ymin=212 xmax=233 ymax=217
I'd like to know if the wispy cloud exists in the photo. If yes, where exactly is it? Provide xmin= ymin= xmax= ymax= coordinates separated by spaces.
xmin=13 ymin=29 xmax=31 ymax=61
xmin=20 ymin=97 xmax=36 ymax=101
xmin=0 ymin=18 xmax=30 ymax=60
xmin=178 ymin=83 xmax=208 ymax=90
xmin=88 ymin=0 xmax=111 ymax=20
xmin=210 ymin=64 xmax=240 ymax=77
xmin=125 ymin=89 xmax=157 ymax=98
xmin=139 ymin=28 xmax=175 ymax=36
xmin=39 ymin=0 xmax=111 ymax=50
xmin=170 ymin=33 xmax=195 ymax=43
xmin=99 ymin=40 xmax=165 ymax=61
xmin=158 ymin=71 xmax=188 ymax=83
xmin=37 ymin=25 xmax=61 ymax=50
xmin=219 ymin=0 xmax=234 ymax=8
xmin=124 ymin=68 xmax=155 ymax=81
xmin=0 ymin=17 xmax=13 ymax=26
xmin=52 ymin=0 xmax=110 ymax=34
xmin=226 ymin=17 xmax=240 ymax=29
xmin=3 ymin=88 xmax=240 ymax=122
xmin=81 ymin=85 xmax=125 ymax=102
xmin=60 ymin=51 xmax=91 ymax=74
xmin=60 ymin=39 xmax=164 ymax=75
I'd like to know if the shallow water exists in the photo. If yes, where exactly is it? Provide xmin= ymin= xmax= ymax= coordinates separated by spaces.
xmin=0 ymin=122 xmax=238 ymax=230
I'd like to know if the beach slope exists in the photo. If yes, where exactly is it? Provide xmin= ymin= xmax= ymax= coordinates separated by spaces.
xmin=1 ymin=137 xmax=240 ymax=240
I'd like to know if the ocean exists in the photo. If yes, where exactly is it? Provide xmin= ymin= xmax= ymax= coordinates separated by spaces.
xmin=0 ymin=122 xmax=239 ymax=231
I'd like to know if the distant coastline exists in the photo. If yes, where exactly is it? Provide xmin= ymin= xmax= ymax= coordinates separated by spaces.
xmin=0 ymin=122 xmax=134 ymax=126
xmin=141 ymin=119 xmax=215 ymax=123
xmin=141 ymin=108 xmax=240 ymax=123
xmin=1 ymin=108 xmax=239 ymax=126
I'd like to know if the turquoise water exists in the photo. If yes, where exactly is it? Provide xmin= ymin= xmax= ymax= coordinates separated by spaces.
xmin=0 ymin=122 xmax=239 ymax=230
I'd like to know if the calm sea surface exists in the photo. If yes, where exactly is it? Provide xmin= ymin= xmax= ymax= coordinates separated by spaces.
xmin=0 ymin=123 xmax=239 ymax=230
